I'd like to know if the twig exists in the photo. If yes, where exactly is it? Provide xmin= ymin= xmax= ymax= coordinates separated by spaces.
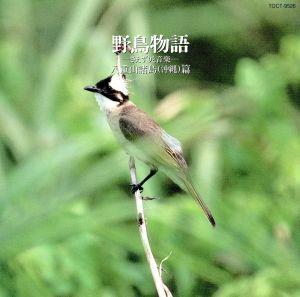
xmin=116 ymin=54 xmax=122 ymax=75
xmin=159 ymin=251 xmax=172 ymax=277
xmin=159 ymin=252 xmax=173 ymax=297
xmin=129 ymin=157 xmax=173 ymax=297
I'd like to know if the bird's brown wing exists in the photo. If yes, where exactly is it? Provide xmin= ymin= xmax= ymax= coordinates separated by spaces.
xmin=119 ymin=105 xmax=166 ymax=164
xmin=119 ymin=117 xmax=146 ymax=142
xmin=119 ymin=105 xmax=161 ymax=142
xmin=119 ymin=106 xmax=187 ymax=171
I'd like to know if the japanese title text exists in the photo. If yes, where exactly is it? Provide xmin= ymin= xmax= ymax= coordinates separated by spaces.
xmin=112 ymin=35 xmax=190 ymax=54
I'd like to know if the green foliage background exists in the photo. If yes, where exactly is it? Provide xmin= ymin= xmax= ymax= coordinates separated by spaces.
xmin=0 ymin=0 xmax=300 ymax=296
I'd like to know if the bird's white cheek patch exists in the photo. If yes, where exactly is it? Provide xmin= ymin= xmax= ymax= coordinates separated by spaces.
xmin=109 ymin=75 xmax=128 ymax=96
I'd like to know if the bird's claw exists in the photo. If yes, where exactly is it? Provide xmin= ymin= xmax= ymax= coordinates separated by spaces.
xmin=130 ymin=183 xmax=144 ymax=194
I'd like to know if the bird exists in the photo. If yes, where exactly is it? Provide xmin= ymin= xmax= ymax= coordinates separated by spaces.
xmin=84 ymin=73 xmax=215 ymax=227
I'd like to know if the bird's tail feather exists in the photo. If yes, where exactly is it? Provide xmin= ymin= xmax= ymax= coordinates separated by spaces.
xmin=182 ymin=177 xmax=216 ymax=227
xmin=159 ymin=166 xmax=216 ymax=227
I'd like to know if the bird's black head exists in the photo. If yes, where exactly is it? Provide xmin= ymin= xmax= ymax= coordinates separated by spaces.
xmin=84 ymin=74 xmax=129 ymax=103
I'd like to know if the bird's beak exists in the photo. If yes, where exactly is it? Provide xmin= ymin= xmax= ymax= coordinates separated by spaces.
xmin=84 ymin=85 xmax=100 ymax=93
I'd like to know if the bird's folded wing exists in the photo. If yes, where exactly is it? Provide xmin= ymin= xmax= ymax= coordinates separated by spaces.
xmin=119 ymin=111 xmax=187 ymax=172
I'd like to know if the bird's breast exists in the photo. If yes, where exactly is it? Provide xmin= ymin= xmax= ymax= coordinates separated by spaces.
xmin=106 ymin=110 xmax=128 ymax=145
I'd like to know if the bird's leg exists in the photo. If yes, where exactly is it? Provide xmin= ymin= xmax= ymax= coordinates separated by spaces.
xmin=139 ymin=167 xmax=158 ymax=186
xmin=130 ymin=167 xmax=158 ymax=194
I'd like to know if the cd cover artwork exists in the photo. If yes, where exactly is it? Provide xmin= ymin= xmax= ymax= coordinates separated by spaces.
xmin=0 ymin=1 xmax=299 ymax=296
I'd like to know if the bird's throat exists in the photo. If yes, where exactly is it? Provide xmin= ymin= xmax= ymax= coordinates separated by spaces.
xmin=95 ymin=93 xmax=119 ymax=113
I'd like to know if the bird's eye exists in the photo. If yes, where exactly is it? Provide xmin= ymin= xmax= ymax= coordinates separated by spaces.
xmin=122 ymin=74 xmax=126 ymax=79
